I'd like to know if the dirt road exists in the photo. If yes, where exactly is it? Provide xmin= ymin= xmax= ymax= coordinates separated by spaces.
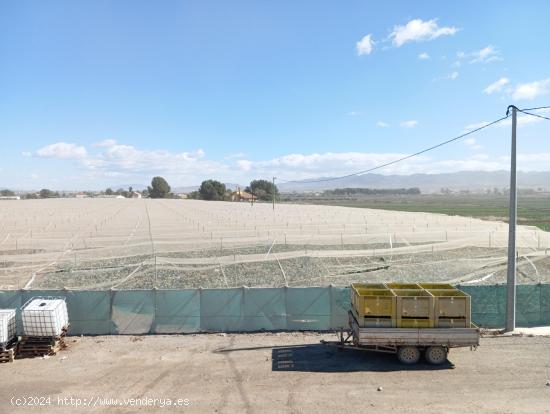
xmin=1 ymin=333 xmax=549 ymax=413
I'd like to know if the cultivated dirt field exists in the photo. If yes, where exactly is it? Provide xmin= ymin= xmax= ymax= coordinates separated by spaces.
xmin=1 ymin=333 xmax=549 ymax=413
xmin=1 ymin=198 xmax=549 ymax=289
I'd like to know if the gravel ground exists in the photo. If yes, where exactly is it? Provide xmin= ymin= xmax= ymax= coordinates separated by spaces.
xmin=1 ymin=333 xmax=549 ymax=413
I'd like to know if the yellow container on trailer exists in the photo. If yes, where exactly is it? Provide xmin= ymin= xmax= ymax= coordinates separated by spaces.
xmin=393 ymin=289 xmax=435 ymax=328
xmin=428 ymin=288 xmax=471 ymax=327
xmin=350 ymin=284 xmax=397 ymax=327
xmin=349 ymin=282 xmax=471 ymax=329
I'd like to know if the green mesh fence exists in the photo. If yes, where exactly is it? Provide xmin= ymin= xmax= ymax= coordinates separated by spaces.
xmin=0 ymin=284 xmax=548 ymax=334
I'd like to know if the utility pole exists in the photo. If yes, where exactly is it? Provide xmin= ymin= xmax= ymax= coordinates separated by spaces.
xmin=272 ymin=177 xmax=276 ymax=211
xmin=505 ymin=105 xmax=517 ymax=332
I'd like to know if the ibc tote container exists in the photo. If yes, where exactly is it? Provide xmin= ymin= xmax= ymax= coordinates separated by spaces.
xmin=0 ymin=309 xmax=16 ymax=348
xmin=22 ymin=298 xmax=69 ymax=337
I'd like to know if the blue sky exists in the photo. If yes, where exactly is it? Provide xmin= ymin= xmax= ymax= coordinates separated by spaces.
xmin=1 ymin=0 xmax=550 ymax=189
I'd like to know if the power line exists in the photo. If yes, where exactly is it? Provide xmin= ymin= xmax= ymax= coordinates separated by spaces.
xmin=517 ymin=108 xmax=550 ymax=122
xmin=277 ymin=114 xmax=510 ymax=184
xmin=517 ymin=105 xmax=550 ymax=112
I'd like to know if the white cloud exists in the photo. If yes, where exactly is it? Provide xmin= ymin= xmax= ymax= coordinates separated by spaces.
xmin=433 ymin=71 xmax=459 ymax=82
xmin=230 ymin=151 xmax=550 ymax=180
xmin=464 ymin=138 xmax=483 ymax=151
xmin=483 ymin=77 xmax=509 ymax=95
xmin=36 ymin=142 xmax=88 ymax=160
xmin=356 ymin=34 xmax=374 ymax=56
xmin=512 ymin=78 xmax=550 ymax=100
xmin=376 ymin=121 xmax=389 ymax=128
xmin=96 ymin=143 xmax=206 ymax=172
xmin=347 ymin=111 xmax=360 ymax=116
xmin=93 ymin=139 xmax=117 ymax=148
xmin=28 ymin=139 xmax=550 ymax=185
xmin=21 ymin=151 xmax=32 ymax=157
xmin=469 ymin=45 xmax=501 ymax=64
xmin=418 ymin=52 xmax=430 ymax=60
xmin=33 ymin=140 xmax=221 ymax=186
xmin=400 ymin=120 xmax=419 ymax=128
xmin=456 ymin=46 xmax=502 ymax=65
xmin=235 ymin=152 xmax=429 ymax=177
xmin=389 ymin=19 xmax=458 ymax=47
xmin=236 ymin=159 xmax=253 ymax=172
xmin=516 ymin=153 xmax=550 ymax=163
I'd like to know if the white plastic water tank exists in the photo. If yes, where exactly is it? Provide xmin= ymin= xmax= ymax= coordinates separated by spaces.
xmin=0 ymin=309 xmax=16 ymax=345
xmin=22 ymin=298 xmax=69 ymax=337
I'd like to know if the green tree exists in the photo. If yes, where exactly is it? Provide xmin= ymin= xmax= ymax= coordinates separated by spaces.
xmin=248 ymin=179 xmax=279 ymax=201
xmin=39 ymin=188 xmax=55 ymax=198
xmin=199 ymin=180 xmax=226 ymax=201
xmin=105 ymin=188 xmax=113 ymax=195
xmin=187 ymin=191 xmax=200 ymax=199
xmin=148 ymin=176 xmax=171 ymax=198
xmin=0 ymin=189 xmax=15 ymax=196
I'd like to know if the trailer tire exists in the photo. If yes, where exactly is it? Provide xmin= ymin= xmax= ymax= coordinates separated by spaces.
xmin=397 ymin=346 xmax=420 ymax=364
xmin=424 ymin=346 xmax=447 ymax=365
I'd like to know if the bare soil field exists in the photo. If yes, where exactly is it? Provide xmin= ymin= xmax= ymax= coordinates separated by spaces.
xmin=1 ymin=333 xmax=549 ymax=413
xmin=1 ymin=199 xmax=549 ymax=289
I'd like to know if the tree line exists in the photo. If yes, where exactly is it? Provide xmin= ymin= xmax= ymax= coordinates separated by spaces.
xmin=187 ymin=179 xmax=278 ymax=201
xmin=0 ymin=176 xmax=279 ymax=201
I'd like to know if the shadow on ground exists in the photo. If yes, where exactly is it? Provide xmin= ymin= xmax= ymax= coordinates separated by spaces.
xmin=270 ymin=344 xmax=455 ymax=372
xmin=215 ymin=343 xmax=454 ymax=372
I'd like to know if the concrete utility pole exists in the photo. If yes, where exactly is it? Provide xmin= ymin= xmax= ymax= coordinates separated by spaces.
xmin=272 ymin=177 xmax=276 ymax=211
xmin=505 ymin=105 xmax=518 ymax=332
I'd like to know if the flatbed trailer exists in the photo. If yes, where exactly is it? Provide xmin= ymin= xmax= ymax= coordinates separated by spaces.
xmin=321 ymin=311 xmax=480 ymax=365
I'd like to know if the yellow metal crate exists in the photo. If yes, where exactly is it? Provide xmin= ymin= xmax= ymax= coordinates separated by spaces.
xmin=428 ymin=289 xmax=471 ymax=327
xmin=350 ymin=307 xmax=395 ymax=328
xmin=436 ymin=318 xmax=469 ymax=328
xmin=393 ymin=289 xmax=435 ymax=328
xmin=398 ymin=318 xmax=433 ymax=328
xmin=351 ymin=285 xmax=396 ymax=319
xmin=362 ymin=317 xmax=393 ymax=328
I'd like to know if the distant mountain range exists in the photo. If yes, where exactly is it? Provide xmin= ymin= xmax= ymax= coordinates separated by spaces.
xmin=277 ymin=171 xmax=550 ymax=193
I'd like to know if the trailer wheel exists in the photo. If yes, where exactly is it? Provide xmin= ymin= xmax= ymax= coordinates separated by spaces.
xmin=397 ymin=346 xmax=420 ymax=364
xmin=424 ymin=346 xmax=447 ymax=365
